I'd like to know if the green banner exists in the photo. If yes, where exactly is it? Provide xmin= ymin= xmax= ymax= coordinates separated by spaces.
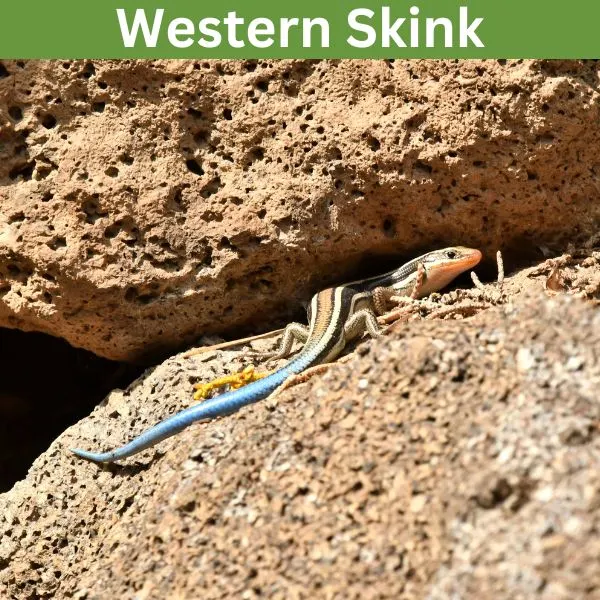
xmin=1 ymin=1 xmax=598 ymax=58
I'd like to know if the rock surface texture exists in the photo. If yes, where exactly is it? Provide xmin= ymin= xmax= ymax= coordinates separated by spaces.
xmin=2 ymin=252 xmax=600 ymax=599
xmin=2 ymin=60 xmax=600 ymax=360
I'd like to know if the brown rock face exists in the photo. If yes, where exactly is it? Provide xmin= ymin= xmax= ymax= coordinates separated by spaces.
xmin=2 ymin=60 xmax=600 ymax=360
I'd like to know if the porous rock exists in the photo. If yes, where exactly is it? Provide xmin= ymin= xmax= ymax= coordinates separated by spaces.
xmin=2 ymin=59 xmax=600 ymax=360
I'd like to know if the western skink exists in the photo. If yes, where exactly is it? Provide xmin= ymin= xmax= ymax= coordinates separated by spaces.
xmin=71 ymin=246 xmax=482 ymax=463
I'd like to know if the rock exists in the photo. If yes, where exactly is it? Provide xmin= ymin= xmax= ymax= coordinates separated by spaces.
xmin=4 ymin=283 xmax=600 ymax=598
xmin=2 ymin=60 xmax=600 ymax=360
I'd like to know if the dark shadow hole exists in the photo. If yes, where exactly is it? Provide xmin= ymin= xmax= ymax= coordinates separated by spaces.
xmin=0 ymin=328 xmax=143 ymax=492
xmin=186 ymin=159 xmax=204 ymax=176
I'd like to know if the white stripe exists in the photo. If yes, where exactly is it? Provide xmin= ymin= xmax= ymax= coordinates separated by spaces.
xmin=309 ymin=286 xmax=346 ymax=361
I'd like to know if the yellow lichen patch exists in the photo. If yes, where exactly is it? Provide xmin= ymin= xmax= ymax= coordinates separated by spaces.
xmin=193 ymin=365 xmax=270 ymax=400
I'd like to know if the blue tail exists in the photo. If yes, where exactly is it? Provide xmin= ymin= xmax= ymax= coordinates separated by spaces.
xmin=71 ymin=361 xmax=300 ymax=464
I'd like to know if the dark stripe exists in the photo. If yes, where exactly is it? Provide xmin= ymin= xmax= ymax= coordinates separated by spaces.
xmin=359 ymin=257 xmax=422 ymax=291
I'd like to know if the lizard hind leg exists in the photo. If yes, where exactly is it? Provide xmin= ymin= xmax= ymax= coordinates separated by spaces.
xmin=344 ymin=308 xmax=383 ymax=340
xmin=194 ymin=321 xmax=311 ymax=400
xmin=193 ymin=322 xmax=311 ymax=400
xmin=246 ymin=322 xmax=310 ymax=362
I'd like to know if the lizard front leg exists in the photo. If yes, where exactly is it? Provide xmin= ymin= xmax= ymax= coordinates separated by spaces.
xmin=371 ymin=261 xmax=426 ymax=319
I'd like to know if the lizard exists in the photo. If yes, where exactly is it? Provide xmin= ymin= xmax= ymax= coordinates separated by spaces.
xmin=71 ymin=246 xmax=482 ymax=464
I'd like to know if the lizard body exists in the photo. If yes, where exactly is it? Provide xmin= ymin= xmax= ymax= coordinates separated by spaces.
xmin=71 ymin=246 xmax=481 ymax=464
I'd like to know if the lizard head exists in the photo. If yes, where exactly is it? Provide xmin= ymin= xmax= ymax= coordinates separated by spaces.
xmin=413 ymin=246 xmax=482 ymax=296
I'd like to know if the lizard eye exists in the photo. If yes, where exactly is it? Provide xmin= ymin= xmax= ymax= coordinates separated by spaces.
xmin=446 ymin=250 xmax=457 ymax=259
